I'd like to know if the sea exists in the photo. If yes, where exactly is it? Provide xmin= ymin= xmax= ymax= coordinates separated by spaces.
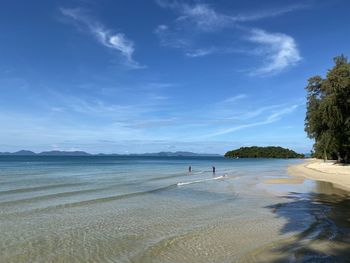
xmin=1 ymin=156 xmax=350 ymax=262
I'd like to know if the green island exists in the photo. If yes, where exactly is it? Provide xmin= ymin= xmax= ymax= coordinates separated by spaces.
xmin=224 ymin=146 xmax=305 ymax=159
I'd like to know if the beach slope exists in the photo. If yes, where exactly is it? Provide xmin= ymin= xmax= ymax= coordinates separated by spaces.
xmin=288 ymin=159 xmax=350 ymax=191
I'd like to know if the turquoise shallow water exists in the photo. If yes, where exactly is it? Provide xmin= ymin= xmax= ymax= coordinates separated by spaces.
xmin=0 ymin=156 xmax=350 ymax=262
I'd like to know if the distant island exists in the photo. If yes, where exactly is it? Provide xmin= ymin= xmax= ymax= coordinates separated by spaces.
xmin=0 ymin=150 xmax=90 ymax=156
xmin=127 ymin=151 xmax=221 ymax=157
xmin=0 ymin=150 xmax=221 ymax=157
xmin=224 ymin=146 xmax=305 ymax=159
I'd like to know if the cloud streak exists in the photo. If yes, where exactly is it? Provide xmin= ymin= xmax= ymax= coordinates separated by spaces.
xmin=220 ymin=94 xmax=247 ymax=104
xmin=60 ymin=8 xmax=143 ymax=69
xmin=157 ymin=1 xmax=307 ymax=29
xmin=201 ymin=104 xmax=300 ymax=138
xmin=185 ymin=48 xmax=216 ymax=57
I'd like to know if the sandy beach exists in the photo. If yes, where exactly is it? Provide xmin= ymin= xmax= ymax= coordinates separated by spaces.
xmin=288 ymin=159 xmax=350 ymax=191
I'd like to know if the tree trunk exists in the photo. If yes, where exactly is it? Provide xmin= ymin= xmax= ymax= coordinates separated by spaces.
xmin=337 ymin=152 xmax=342 ymax=163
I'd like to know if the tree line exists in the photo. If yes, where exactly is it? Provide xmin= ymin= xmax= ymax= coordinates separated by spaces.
xmin=305 ymin=55 xmax=350 ymax=163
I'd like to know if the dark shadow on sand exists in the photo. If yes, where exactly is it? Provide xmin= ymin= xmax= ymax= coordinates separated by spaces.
xmin=261 ymin=182 xmax=350 ymax=262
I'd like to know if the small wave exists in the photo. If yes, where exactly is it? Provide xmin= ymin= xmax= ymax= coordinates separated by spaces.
xmin=177 ymin=175 xmax=225 ymax=186
xmin=52 ymin=184 xmax=177 ymax=209
xmin=147 ymin=172 xmax=188 ymax=182
xmin=2 ymin=183 xmax=178 ymax=216
xmin=0 ymin=182 xmax=87 ymax=196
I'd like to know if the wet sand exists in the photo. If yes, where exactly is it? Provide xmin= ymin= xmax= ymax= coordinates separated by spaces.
xmin=288 ymin=159 xmax=350 ymax=191
xmin=264 ymin=177 xmax=305 ymax=185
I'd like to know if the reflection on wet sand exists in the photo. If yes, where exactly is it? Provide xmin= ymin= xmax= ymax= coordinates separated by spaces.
xmin=254 ymin=181 xmax=350 ymax=262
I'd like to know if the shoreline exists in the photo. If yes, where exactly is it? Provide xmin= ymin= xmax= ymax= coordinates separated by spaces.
xmin=287 ymin=159 xmax=350 ymax=192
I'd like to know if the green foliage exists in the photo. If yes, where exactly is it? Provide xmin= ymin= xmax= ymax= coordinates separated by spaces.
xmin=305 ymin=55 xmax=350 ymax=163
xmin=224 ymin=146 xmax=304 ymax=159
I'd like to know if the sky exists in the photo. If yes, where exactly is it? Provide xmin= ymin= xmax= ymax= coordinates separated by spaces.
xmin=0 ymin=0 xmax=349 ymax=154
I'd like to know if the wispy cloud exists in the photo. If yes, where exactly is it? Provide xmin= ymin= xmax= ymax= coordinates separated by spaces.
xmin=154 ymin=26 xmax=242 ymax=57
xmin=156 ymin=1 xmax=307 ymax=31
xmin=0 ymin=86 xmax=303 ymax=153
xmin=154 ymin=24 xmax=191 ymax=48
xmin=248 ymin=29 xmax=301 ymax=74
xmin=47 ymin=89 xmax=168 ymax=121
xmin=201 ymin=104 xmax=300 ymax=138
xmin=155 ymin=1 xmax=304 ymax=73
xmin=176 ymin=3 xmax=232 ymax=32
xmin=229 ymin=4 xmax=308 ymax=23
xmin=220 ymin=94 xmax=247 ymax=104
xmin=60 ymin=8 xmax=143 ymax=69
xmin=185 ymin=48 xmax=216 ymax=57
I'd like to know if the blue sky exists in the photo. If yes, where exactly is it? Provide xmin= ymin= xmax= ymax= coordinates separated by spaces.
xmin=0 ymin=0 xmax=349 ymax=154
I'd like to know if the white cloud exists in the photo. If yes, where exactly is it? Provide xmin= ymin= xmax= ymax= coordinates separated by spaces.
xmin=177 ymin=3 xmax=231 ymax=31
xmin=248 ymin=29 xmax=301 ymax=74
xmin=60 ymin=8 xmax=143 ymax=69
xmin=95 ymin=30 xmax=135 ymax=63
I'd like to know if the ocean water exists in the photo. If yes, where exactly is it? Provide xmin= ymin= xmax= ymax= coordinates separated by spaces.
xmin=0 ymin=156 xmax=350 ymax=262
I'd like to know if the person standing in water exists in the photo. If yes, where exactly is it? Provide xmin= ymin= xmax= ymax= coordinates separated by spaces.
xmin=188 ymin=165 xmax=192 ymax=173
xmin=212 ymin=166 xmax=216 ymax=174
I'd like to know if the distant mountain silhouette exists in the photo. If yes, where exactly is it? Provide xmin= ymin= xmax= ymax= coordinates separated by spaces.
xmin=38 ymin=151 xmax=91 ymax=156
xmin=0 ymin=150 xmax=90 ymax=156
xmin=0 ymin=150 xmax=221 ymax=157
xmin=0 ymin=150 xmax=36 ymax=156
xmin=129 ymin=151 xmax=221 ymax=157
